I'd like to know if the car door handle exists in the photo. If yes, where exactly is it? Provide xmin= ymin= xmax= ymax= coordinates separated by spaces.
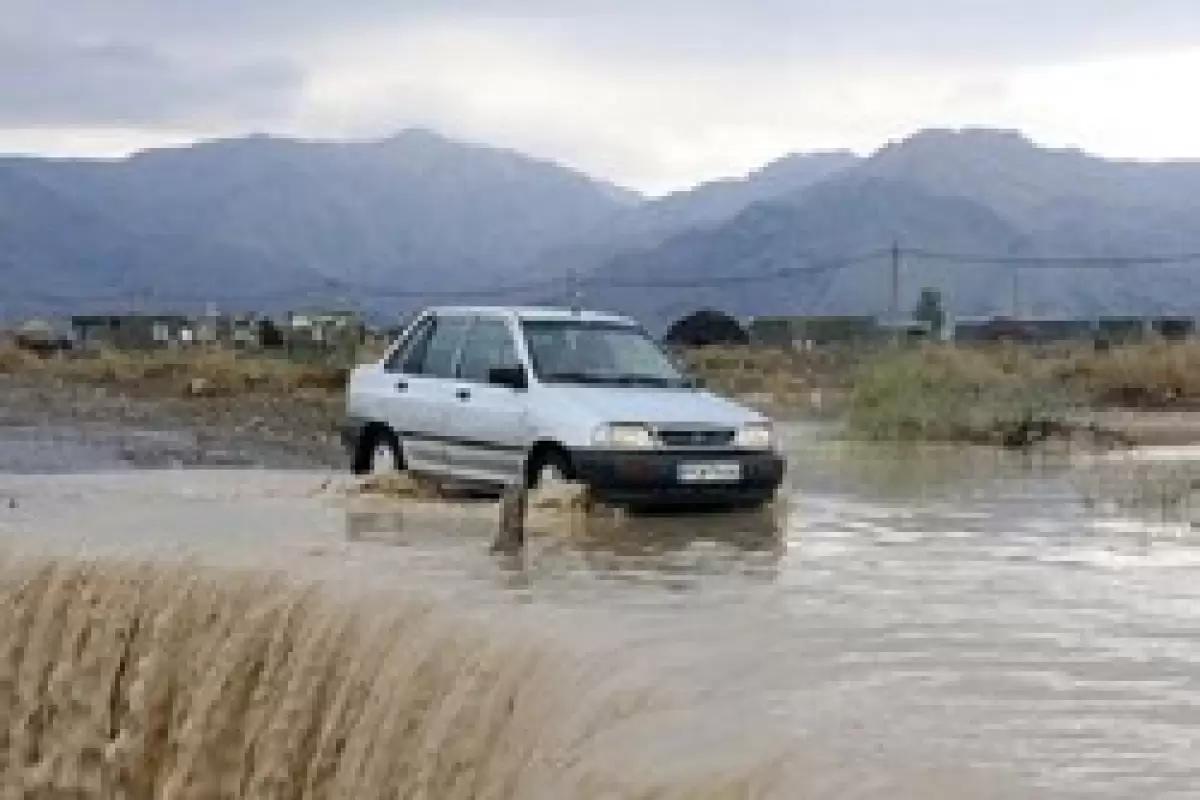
xmin=455 ymin=388 xmax=471 ymax=401
xmin=395 ymin=380 xmax=408 ymax=392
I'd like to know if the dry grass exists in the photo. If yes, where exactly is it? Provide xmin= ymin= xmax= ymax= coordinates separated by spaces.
xmin=681 ymin=345 xmax=857 ymax=413
xmin=0 ymin=341 xmax=43 ymax=374
xmin=1064 ymin=341 xmax=1200 ymax=408
xmin=0 ymin=556 xmax=808 ymax=799
xmin=12 ymin=338 xmax=1193 ymax=409
xmin=1 ymin=344 xmax=347 ymax=397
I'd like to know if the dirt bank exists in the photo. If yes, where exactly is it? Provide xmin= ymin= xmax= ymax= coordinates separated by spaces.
xmin=1067 ymin=409 xmax=1200 ymax=447
xmin=0 ymin=373 xmax=345 ymax=471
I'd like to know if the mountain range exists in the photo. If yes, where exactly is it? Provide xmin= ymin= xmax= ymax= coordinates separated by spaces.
xmin=4 ymin=126 xmax=1200 ymax=328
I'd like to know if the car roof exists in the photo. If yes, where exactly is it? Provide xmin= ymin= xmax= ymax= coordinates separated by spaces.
xmin=423 ymin=305 xmax=637 ymax=325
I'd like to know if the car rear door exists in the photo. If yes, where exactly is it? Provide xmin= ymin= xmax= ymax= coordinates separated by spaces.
xmin=351 ymin=314 xmax=432 ymax=431
xmin=442 ymin=315 xmax=532 ymax=487
xmin=381 ymin=312 xmax=470 ymax=475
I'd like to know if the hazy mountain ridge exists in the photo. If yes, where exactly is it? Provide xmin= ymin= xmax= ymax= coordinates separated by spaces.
xmin=523 ymin=150 xmax=859 ymax=282
xmin=854 ymin=129 xmax=1200 ymax=257
xmin=4 ymin=126 xmax=1200 ymax=325
xmin=578 ymin=129 xmax=1200 ymax=328
xmin=0 ymin=129 xmax=637 ymax=318
xmin=577 ymin=175 xmax=1029 ymax=326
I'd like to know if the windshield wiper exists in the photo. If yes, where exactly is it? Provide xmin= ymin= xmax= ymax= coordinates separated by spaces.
xmin=542 ymin=372 xmax=685 ymax=387
xmin=610 ymin=375 xmax=685 ymax=387
xmin=541 ymin=371 xmax=609 ymax=384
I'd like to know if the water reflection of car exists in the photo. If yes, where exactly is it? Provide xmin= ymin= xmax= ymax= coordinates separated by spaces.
xmin=569 ymin=507 xmax=786 ymax=557
xmin=528 ymin=507 xmax=787 ymax=585
xmin=342 ymin=306 xmax=786 ymax=511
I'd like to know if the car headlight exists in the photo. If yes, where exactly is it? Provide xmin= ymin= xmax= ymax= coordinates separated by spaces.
xmin=735 ymin=422 xmax=774 ymax=449
xmin=592 ymin=423 xmax=656 ymax=448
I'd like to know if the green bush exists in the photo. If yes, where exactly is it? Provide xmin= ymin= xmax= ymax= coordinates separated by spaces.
xmin=845 ymin=345 xmax=1076 ymax=443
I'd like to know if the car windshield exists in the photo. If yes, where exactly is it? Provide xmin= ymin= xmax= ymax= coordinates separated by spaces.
xmin=520 ymin=319 xmax=689 ymax=387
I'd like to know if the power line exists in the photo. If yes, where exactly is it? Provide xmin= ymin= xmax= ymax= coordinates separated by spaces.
xmin=19 ymin=244 xmax=1200 ymax=313
xmin=906 ymin=248 xmax=1200 ymax=267
xmin=576 ymin=248 xmax=889 ymax=290
xmin=889 ymin=240 xmax=901 ymax=324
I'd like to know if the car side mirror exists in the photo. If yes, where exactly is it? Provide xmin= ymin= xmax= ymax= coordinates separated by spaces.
xmin=488 ymin=365 xmax=528 ymax=390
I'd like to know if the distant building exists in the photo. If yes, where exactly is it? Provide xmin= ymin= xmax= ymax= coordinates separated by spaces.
xmin=952 ymin=316 xmax=1097 ymax=344
xmin=1094 ymin=317 xmax=1147 ymax=344
xmin=70 ymin=314 xmax=195 ymax=350
xmin=1150 ymin=317 xmax=1195 ymax=341
xmin=285 ymin=310 xmax=358 ymax=343
xmin=203 ymin=313 xmax=265 ymax=349
xmin=748 ymin=315 xmax=879 ymax=348
xmin=14 ymin=318 xmax=72 ymax=355
xmin=1020 ymin=318 xmax=1099 ymax=343
xmin=283 ymin=310 xmax=363 ymax=363
xmin=952 ymin=316 xmax=1032 ymax=343
xmin=953 ymin=315 xmax=1196 ymax=345
xmin=878 ymin=318 xmax=933 ymax=342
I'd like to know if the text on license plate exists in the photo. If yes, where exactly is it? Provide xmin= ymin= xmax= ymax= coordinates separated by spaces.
xmin=677 ymin=462 xmax=741 ymax=483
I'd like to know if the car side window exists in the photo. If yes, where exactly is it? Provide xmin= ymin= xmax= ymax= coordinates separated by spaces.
xmin=413 ymin=315 xmax=471 ymax=378
xmin=384 ymin=317 xmax=434 ymax=373
xmin=457 ymin=318 xmax=519 ymax=382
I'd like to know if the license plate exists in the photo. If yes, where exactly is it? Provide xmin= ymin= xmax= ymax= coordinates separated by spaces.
xmin=677 ymin=462 xmax=741 ymax=483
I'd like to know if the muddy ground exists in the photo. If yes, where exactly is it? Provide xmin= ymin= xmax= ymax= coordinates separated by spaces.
xmin=0 ymin=373 xmax=346 ymax=471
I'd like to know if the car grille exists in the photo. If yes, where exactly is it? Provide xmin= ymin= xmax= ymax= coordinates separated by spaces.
xmin=654 ymin=428 xmax=736 ymax=448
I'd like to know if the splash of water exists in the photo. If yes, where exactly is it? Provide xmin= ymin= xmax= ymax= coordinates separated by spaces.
xmin=0 ymin=555 xmax=1021 ymax=799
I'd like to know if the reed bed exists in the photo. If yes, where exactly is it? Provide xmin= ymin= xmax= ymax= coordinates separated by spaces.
xmin=0 ymin=556 xmax=803 ymax=799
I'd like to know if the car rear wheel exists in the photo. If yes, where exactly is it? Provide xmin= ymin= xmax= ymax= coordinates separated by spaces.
xmin=353 ymin=427 xmax=403 ymax=476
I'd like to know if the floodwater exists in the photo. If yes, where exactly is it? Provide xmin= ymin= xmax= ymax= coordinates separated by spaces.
xmin=3 ymin=421 xmax=1200 ymax=797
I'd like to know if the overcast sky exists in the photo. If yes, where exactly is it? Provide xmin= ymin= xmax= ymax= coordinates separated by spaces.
xmin=2 ymin=1 xmax=1199 ymax=194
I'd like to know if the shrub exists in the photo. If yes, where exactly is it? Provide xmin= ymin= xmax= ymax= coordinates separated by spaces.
xmin=0 ymin=341 xmax=40 ymax=374
xmin=1066 ymin=341 xmax=1200 ymax=408
xmin=845 ymin=345 xmax=1076 ymax=443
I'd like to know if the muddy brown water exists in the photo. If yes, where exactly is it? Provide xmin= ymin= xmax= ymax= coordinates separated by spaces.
xmin=3 ymin=421 xmax=1200 ymax=797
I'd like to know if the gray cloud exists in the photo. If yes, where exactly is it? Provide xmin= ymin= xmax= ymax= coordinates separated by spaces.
xmin=2 ymin=1 xmax=1200 ymax=189
xmin=10 ymin=1 xmax=1200 ymax=65
xmin=0 ymin=37 xmax=301 ymax=127
xmin=481 ymin=0 xmax=1200 ymax=68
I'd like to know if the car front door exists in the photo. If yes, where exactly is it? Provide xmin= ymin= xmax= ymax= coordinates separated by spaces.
xmin=382 ymin=313 xmax=470 ymax=476
xmin=442 ymin=316 xmax=532 ymax=487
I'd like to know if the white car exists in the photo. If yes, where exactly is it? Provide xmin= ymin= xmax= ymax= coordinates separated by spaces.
xmin=342 ymin=306 xmax=785 ymax=509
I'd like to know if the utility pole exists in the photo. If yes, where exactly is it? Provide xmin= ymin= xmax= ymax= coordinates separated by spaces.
xmin=889 ymin=240 xmax=902 ymax=343
xmin=566 ymin=268 xmax=582 ymax=313
xmin=1010 ymin=266 xmax=1020 ymax=318
xmin=889 ymin=240 xmax=901 ymax=323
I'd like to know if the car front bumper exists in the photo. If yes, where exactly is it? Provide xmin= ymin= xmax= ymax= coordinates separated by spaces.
xmin=567 ymin=448 xmax=786 ymax=508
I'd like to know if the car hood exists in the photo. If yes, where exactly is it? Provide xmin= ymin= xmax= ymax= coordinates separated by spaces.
xmin=540 ymin=385 xmax=764 ymax=427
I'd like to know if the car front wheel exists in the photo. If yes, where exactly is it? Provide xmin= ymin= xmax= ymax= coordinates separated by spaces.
xmin=529 ymin=450 xmax=573 ymax=490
